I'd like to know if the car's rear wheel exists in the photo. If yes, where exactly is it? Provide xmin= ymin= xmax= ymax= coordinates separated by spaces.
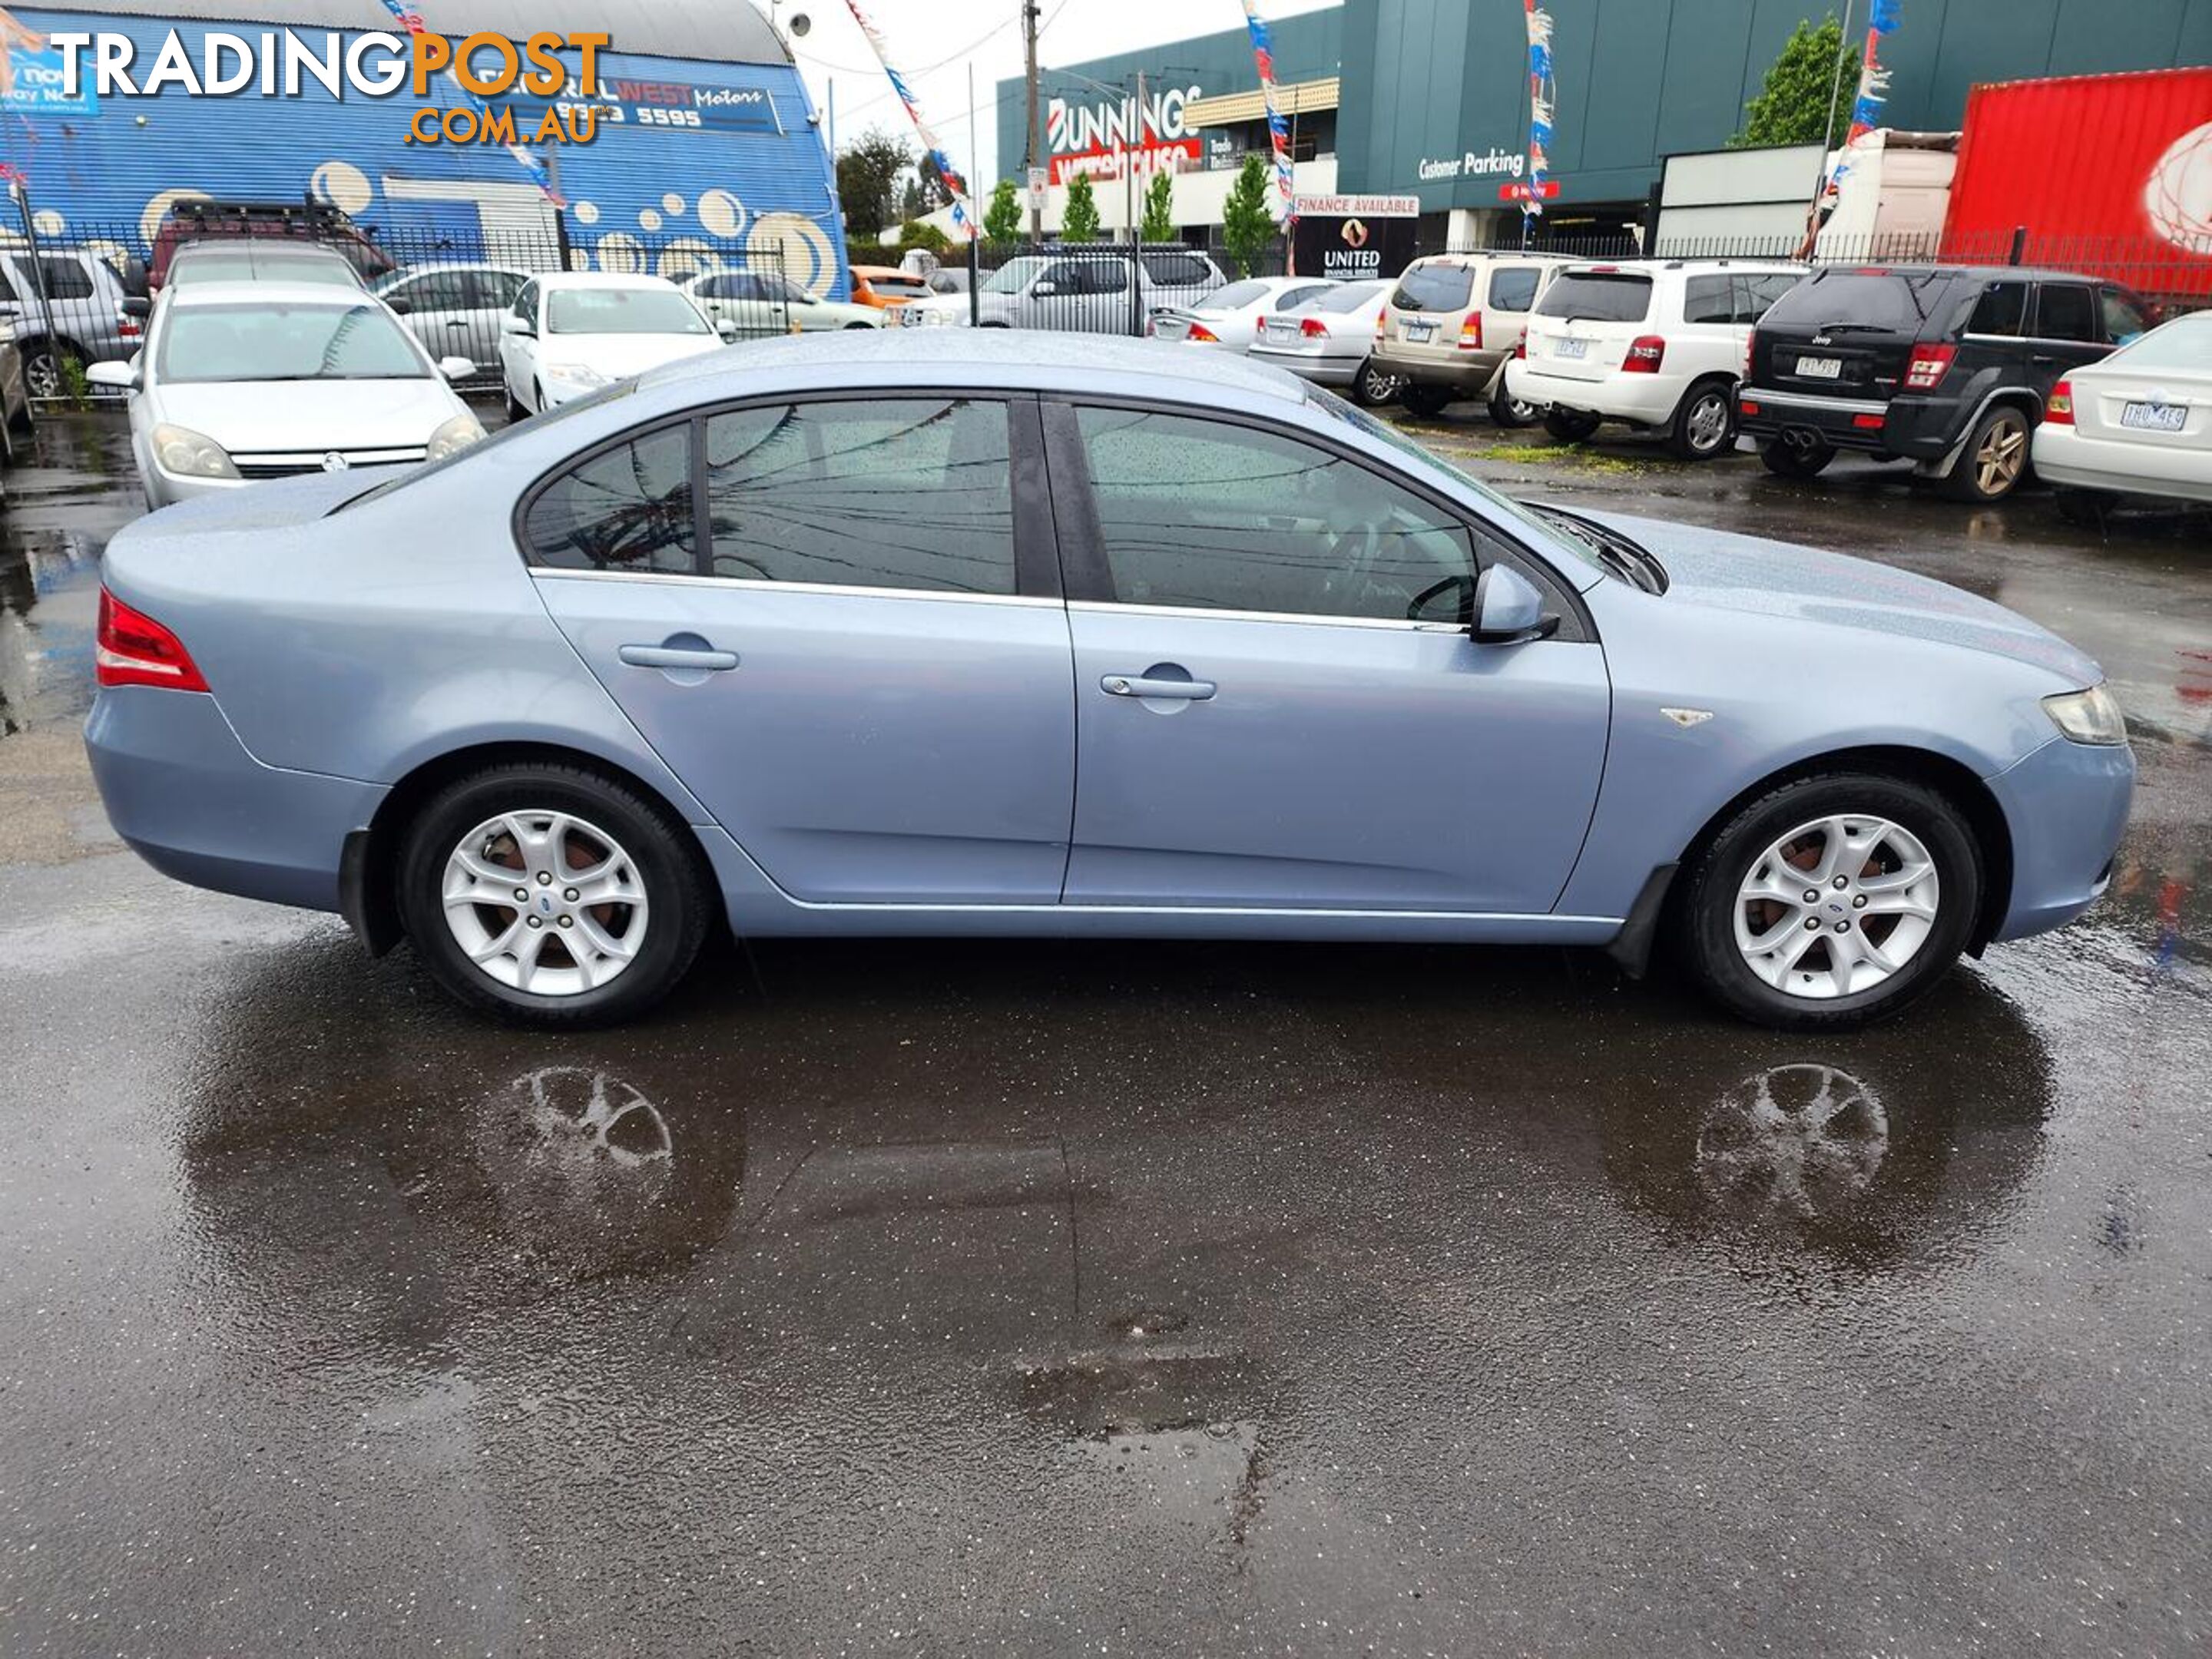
xmin=504 ymin=382 xmax=526 ymax=422
xmin=1488 ymin=384 xmax=1540 ymax=427
xmin=1760 ymin=435 xmax=1836 ymax=478
xmin=1944 ymin=406 xmax=2032 ymax=502
xmin=1352 ymin=358 xmax=1406 ymax=407
xmin=1668 ymin=380 xmax=1736 ymax=460
xmin=1544 ymin=409 xmax=1601 ymax=442
xmin=396 ymin=763 xmax=711 ymax=1026
xmin=1401 ymin=383 xmax=1455 ymax=419
xmin=1679 ymin=773 xmax=1982 ymax=1030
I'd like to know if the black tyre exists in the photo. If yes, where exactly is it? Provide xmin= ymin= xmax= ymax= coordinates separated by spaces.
xmin=1401 ymin=383 xmax=1455 ymax=419
xmin=1488 ymin=382 xmax=1541 ymax=427
xmin=1678 ymin=772 xmax=1982 ymax=1031
xmin=503 ymin=383 xmax=526 ymax=422
xmin=1942 ymin=404 xmax=2032 ymax=502
xmin=531 ymin=381 xmax=547 ymax=417
xmin=395 ymin=763 xmax=713 ymax=1027
xmin=1667 ymin=379 xmax=1737 ymax=461
xmin=1352 ymin=357 xmax=1405 ymax=407
xmin=1761 ymin=435 xmax=1836 ymax=478
xmin=1543 ymin=408 xmax=1601 ymax=442
xmin=843 ymin=320 xmax=874 ymax=329
xmin=21 ymin=343 xmax=77 ymax=402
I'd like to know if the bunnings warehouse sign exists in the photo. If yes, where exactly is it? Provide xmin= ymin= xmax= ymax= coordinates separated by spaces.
xmin=1291 ymin=194 xmax=1419 ymax=280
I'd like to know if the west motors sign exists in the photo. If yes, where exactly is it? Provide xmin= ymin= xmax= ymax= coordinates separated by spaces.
xmin=1290 ymin=194 xmax=1419 ymax=279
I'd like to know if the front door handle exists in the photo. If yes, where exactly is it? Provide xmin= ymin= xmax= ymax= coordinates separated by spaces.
xmin=1102 ymin=673 xmax=1215 ymax=700
xmin=620 ymin=643 xmax=739 ymax=671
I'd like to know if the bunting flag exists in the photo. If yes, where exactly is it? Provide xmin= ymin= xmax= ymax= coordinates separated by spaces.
xmin=1239 ymin=0 xmax=1296 ymax=224
xmin=1830 ymin=0 xmax=1903 ymax=189
xmin=1524 ymin=1 xmax=1555 ymax=224
xmin=841 ymin=0 xmax=979 ymax=240
xmin=374 ymin=1 xmax=565 ymax=207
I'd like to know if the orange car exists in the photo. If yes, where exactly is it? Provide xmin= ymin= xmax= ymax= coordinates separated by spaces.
xmin=849 ymin=266 xmax=932 ymax=312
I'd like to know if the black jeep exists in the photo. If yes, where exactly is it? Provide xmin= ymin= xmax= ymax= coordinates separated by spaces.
xmin=1737 ymin=265 xmax=2154 ymax=502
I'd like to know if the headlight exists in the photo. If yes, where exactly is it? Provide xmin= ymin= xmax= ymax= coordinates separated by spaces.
xmin=150 ymin=422 xmax=238 ymax=480
xmin=544 ymin=362 xmax=611 ymax=388
xmin=2042 ymin=684 xmax=2128 ymax=746
xmin=426 ymin=412 xmax=485 ymax=463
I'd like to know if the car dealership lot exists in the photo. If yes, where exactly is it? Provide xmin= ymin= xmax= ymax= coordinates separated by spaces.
xmin=2 ymin=409 xmax=2207 ymax=1656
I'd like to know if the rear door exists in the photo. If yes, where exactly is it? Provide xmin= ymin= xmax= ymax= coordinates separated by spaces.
xmin=530 ymin=393 xmax=1078 ymax=906
xmin=2025 ymin=281 xmax=2110 ymax=400
xmin=1525 ymin=269 xmax=1654 ymax=383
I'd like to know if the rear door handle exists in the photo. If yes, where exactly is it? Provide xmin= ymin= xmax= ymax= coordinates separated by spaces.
xmin=1102 ymin=674 xmax=1215 ymax=700
xmin=620 ymin=644 xmax=740 ymax=671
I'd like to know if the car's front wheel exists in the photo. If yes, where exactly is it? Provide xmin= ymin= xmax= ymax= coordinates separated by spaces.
xmin=396 ymin=763 xmax=712 ymax=1026
xmin=1679 ymin=773 xmax=1982 ymax=1030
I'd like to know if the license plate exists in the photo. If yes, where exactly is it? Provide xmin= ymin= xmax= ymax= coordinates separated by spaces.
xmin=1796 ymin=355 xmax=1843 ymax=379
xmin=1267 ymin=323 xmax=1297 ymax=343
xmin=1555 ymin=337 xmax=1588 ymax=360
xmin=1404 ymin=320 xmax=1435 ymax=343
xmin=2120 ymin=400 xmax=2187 ymax=432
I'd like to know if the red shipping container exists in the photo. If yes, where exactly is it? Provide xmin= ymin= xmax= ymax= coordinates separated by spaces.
xmin=1942 ymin=67 xmax=2212 ymax=300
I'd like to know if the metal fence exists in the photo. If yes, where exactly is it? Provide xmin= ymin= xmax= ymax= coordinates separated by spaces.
xmin=959 ymin=238 xmax=1276 ymax=336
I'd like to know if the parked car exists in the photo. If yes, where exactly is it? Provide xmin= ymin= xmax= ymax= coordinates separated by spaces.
xmin=681 ymin=270 xmax=883 ymax=336
xmin=85 ymin=333 xmax=2130 ymax=1035
xmin=370 ymin=262 xmax=530 ymax=372
xmin=1737 ymin=264 xmax=2156 ymax=502
xmin=498 ymin=273 xmax=730 ymax=416
xmin=1507 ymin=260 xmax=1806 ymax=459
xmin=849 ymin=266 xmax=932 ymax=315
xmin=1373 ymin=252 xmax=1574 ymax=423
xmin=976 ymin=247 xmax=1226 ymax=333
xmin=84 ymin=280 xmax=480 ymax=509
xmin=0 ymin=247 xmax=144 ymax=399
xmin=924 ymin=268 xmax=970 ymax=296
xmin=148 ymin=198 xmax=396 ymax=291
xmin=2032 ymin=310 xmax=2212 ymax=514
xmin=0 ymin=317 xmax=31 ymax=466
xmin=1150 ymin=274 xmax=1336 ymax=349
xmin=1247 ymin=280 xmax=1405 ymax=405
xmin=166 ymin=242 xmax=366 ymax=291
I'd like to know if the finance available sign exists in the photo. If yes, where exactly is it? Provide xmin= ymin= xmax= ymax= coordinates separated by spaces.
xmin=1290 ymin=195 xmax=1419 ymax=280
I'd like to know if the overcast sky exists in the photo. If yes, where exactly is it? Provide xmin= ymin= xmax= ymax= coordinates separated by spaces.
xmin=774 ymin=0 xmax=1340 ymax=191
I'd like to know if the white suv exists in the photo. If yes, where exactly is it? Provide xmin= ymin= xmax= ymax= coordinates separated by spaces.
xmin=1505 ymin=261 xmax=1805 ymax=459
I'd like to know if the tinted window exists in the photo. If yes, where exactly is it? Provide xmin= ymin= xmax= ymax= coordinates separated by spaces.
xmin=1075 ymin=407 xmax=1477 ymax=624
xmin=1762 ymin=271 xmax=1939 ymax=333
xmin=1144 ymin=252 xmax=1211 ymax=286
xmin=524 ymin=426 xmax=695 ymax=575
xmin=1535 ymin=272 xmax=1653 ymax=323
xmin=1739 ymin=273 xmax=1802 ymax=318
xmin=399 ymin=271 xmax=474 ymax=312
xmin=1392 ymin=263 xmax=1475 ymax=313
xmin=36 ymin=256 xmax=94 ymax=300
xmin=1966 ymin=280 xmax=2028 ymax=336
xmin=512 ymin=280 xmax=537 ymax=322
xmin=478 ymin=270 xmax=528 ymax=308
xmin=704 ymin=399 xmax=1015 ymax=595
xmin=2099 ymin=286 xmax=2149 ymax=345
xmin=1488 ymin=267 xmax=1541 ymax=313
xmin=1683 ymin=274 xmax=1734 ymax=325
xmin=2035 ymin=284 xmax=2097 ymax=343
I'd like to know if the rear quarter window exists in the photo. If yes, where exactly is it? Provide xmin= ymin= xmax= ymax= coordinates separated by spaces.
xmin=1535 ymin=272 xmax=1653 ymax=324
xmin=1486 ymin=267 xmax=1541 ymax=312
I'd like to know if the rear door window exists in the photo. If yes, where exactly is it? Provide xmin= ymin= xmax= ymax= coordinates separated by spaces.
xmin=1143 ymin=252 xmax=1211 ymax=287
xmin=2033 ymin=283 xmax=2097 ymax=343
xmin=35 ymin=256 xmax=94 ymax=300
xmin=1966 ymin=280 xmax=2028 ymax=336
xmin=1392 ymin=263 xmax=1475 ymax=313
xmin=1486 ymin=267 xmax=1541 ymax=313
xmin=1737 ymin=273 xmax=1801 ymax=320
xmin=1534 ymin=272 xmax=1653 ymax=324
xmin=1682 ymin=275 xmax=1734 ymax=325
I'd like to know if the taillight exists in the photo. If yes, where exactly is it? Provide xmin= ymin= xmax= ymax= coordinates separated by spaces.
xmin=2045 ymin=378 xmax=2074 ymax=424
xmin=1300 ymin=316 xmax=1330 ymax=339
xmin=1374 ymin=310 xmax=1386 ymax=343
xmin=1456 ymin=313 xmax=1483 ymax=352
xmin=96 ymin=588 xmax=208 ymax=692
xmin=1513 ymin=338 xmax=1526 ymax=360
xmin=1623 ymin=336 xmax=1666 ymax=373
xmin=119 ymin=316 xmax=143 ymax=338
xmin=1903 ymin=343 xmax=1956 ymax=391
xmin=1188 ymin=321 xmax=1219 ymax=343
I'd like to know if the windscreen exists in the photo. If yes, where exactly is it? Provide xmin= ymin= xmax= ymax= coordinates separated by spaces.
xmin=548 ymin=287 xmax=710 ymax=336
xmin=1535 ymin=272 xmax=1653 ymax=323
xmin=158 ymin=301 xmax=428 ymax=382
xmin=1761 ymin=271 xmax=1944 ymax=333
xmin=1391 ymin=263 xmax=1475 ymax=313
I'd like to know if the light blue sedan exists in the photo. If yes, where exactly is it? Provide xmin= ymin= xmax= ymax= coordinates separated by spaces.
xmin=84 ymin=333 xmax=2133 ymax=1029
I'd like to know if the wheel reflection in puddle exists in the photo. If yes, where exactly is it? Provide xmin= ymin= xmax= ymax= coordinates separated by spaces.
xmin=469 ymin=1066 xmax=675 ymax=1272
xmin=1694 ymin=1063 xmax=1889 ymax=1225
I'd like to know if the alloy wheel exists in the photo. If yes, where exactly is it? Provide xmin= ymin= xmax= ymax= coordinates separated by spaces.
xmin=23 ymin=352 xmax=61 ymax=401
xmin=1972 ymin=413 xmax=2028 ymax=496
xmin=441 ymin=810 xmax=651 ymax=996
xmin=1359 ymin=364 xmax=1406 ymax=405
xmin=1732 ymin=813 xmax=1940 ymax=1000
xmin=1685 ymin=390 xmax=1730 ymax=454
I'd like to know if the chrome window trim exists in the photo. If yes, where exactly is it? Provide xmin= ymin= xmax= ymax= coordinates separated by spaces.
xmin=1070 ymin=598 xmax=1475 ymax=634
xmin=530 ymin=568 xmax=1058 ymax=608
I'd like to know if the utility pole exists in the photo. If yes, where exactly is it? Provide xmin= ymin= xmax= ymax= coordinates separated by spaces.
xmin=1023 ymin=0 xmax=1043 ymax=240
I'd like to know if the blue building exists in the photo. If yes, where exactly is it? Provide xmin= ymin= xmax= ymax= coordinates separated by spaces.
xmin=2 ymin=0 xmax=849 ymax=294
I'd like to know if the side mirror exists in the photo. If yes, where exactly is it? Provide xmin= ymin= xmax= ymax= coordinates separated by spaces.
xmin=120 ymin=295 xmax=152 ymax=319
xmin=86 ymin=359 xmax=141 ymax=392
xmin=436 ymin=355 xmax=475 ymax=380
xmin=1471 ymin=564 xmax=1558 ymax=644
xmin=716 ymin=318 xmax=740 ymax=341
xmin=501 ymin=313 xmax=533 ymax=336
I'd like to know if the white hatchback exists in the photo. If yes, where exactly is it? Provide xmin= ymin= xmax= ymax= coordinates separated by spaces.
xmin=1507 ymin=261 xmax=1805 ymax=459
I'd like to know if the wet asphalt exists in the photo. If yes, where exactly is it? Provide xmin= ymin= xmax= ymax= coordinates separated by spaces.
xmin=1 ymin=404 xmax=2207 ymax=1657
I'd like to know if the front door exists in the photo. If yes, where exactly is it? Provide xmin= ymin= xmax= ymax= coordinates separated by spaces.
xmin=531 ymin=396 xmax=1075 ymax=906
xmin=1051 ymin=403 xmax=1611 ymax=913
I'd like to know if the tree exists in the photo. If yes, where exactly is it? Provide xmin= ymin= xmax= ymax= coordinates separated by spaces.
xmin=916 ymin=152 xmax=952 ymax=211
xmin=1220 ymin=154 xmax=1277 ymax=277
xmin=983 ymin=177 xmax=1023 ymax=243
xmin=1730 ymin=16 xmax=1852 ymax=149
xmin=1061 ymin=170 xmax=1102 ymax=243
xmin=1140 ymin=170 xmax=1176 ymax=244
xmin=836 ymin=127 xmax=912 ymax=240
xmin=896 ymin=220 xmax=951 ymax=255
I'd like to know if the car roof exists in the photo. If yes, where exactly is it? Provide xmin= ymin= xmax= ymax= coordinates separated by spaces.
xmin=165 ymin=279 xmax=397 ymax=308
xmin=171 ymin=241 xmax=353 ymax=265
xmin=644 ymin=327 xmax=1307 ymax=406
xmin=379 ymin=261 xmax=528 ymax=278
xmin=1803 ymin=263 xmax=2120 ymax=284
xmin=531 ymin=271 xmax=682 ymax=290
